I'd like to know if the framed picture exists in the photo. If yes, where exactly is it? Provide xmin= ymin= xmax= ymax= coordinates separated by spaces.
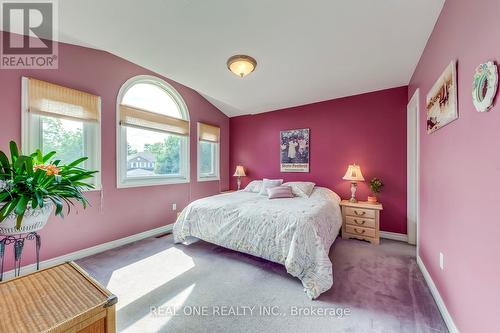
xmin=280 ymin=128 xmax=309 ymax=172
xmin=426 ymin=61 xmax=458 ymax=133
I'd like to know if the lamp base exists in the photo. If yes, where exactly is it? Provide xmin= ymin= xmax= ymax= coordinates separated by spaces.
xmin=236 ymin=177 xmax=241 ymax=191
xmin=349 ymin=182 xmax=358 ymax=203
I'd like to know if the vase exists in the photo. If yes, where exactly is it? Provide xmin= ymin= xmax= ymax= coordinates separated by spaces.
xmin=367 ymin=195 xmax=378 ymax=203
xmin=0 ymin=200 xmax=53 ymax=236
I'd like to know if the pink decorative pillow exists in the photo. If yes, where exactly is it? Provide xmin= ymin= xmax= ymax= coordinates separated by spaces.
xmin=267 ymin=186 xmax=293 ymax=199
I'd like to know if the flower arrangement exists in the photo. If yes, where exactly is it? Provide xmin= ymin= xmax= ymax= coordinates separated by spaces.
xmin=368 ymin=178 xmax=384 ymax=203
xmin=0 ymin=141 xmax=97 ymax=230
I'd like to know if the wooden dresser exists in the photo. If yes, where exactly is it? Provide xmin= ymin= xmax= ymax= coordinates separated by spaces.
xmin=0 ymin=262 xmax=117 ymax=333
xmin=340 ymin=200 xmax=383 ymax=245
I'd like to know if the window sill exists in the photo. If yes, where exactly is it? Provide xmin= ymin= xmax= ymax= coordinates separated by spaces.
xmin=117 ymin=177 xmax=190 ymax=188
xmin=197 ymin=176 xmax=220 ymax=182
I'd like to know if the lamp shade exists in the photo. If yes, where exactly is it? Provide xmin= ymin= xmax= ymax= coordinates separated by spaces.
xmin=233 ymin=165 xmax=246 ymax=177
xmin=342 ymin=164 xmax=365 ymax=182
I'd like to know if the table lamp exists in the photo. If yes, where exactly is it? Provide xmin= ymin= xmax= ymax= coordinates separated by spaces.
xmin=233 ymin=165 xmax=246 ymax=190
xmin=343 ymin=164 xmax=365 ymax=203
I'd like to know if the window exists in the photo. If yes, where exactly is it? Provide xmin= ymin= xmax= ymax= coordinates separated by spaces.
xmin=117 ymin=75 xmax=190 ymax=187
xmin=21 ymin=77 xmax=101 ymax=188
xmin=197 ymin=122 xmax=220 ymax=181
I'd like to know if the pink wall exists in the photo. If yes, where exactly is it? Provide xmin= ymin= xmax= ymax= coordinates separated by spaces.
xmin=230 ymin=86 xmax=408 ymax=234
xmin=409 ymin=0 xmax=500 ymax=331
xmin=0 ymin=32 xmax=229 ymax=272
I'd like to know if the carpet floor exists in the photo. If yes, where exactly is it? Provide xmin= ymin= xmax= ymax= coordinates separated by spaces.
xmin=76 ymin=235 xmax=448 ymax=333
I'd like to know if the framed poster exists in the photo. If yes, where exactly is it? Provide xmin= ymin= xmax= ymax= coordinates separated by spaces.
xmin=426 ymin=61 xmax=458 ymax=133
xmin=280 ymin=128 xmax=309 ymax=172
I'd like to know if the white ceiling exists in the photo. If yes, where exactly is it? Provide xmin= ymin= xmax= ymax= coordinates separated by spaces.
xmin=55 ymin=0 xmax=444 ymax=117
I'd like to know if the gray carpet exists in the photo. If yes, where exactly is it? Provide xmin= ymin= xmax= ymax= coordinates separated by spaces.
xmin=76 ymin=235 xmax=447 ymax=333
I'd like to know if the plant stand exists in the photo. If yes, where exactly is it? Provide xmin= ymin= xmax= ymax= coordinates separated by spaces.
xmin=0 ymin=232 xmax=41 ymax=281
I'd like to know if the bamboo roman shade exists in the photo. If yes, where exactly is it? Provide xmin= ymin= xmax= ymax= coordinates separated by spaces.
xmin=119 ymin=104 xmax=189 ymax=136
xmin=28 ymin=78 xmax=100 ymax=122
xmin=198 ymin=122 xmax=220 ymax=143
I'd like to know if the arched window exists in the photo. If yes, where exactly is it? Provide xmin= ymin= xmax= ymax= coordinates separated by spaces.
xmin=117 ymin=75 xmax=190 ymax=187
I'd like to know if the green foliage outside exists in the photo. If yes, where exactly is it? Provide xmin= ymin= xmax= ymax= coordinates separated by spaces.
xmin=144 ymin=136 xmax=181 ymax=174
xmin=199 ymin=142 xmax=213 ymax=174
xmin=41 ymin=117 xmax=85 ymax=166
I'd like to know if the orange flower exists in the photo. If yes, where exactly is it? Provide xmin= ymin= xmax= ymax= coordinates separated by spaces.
xmin=33 ymin=164 xmax=60 ymax=176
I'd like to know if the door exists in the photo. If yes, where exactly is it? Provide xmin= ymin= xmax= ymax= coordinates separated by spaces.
xmin=407 ymin=89 xmax=419 ymax=246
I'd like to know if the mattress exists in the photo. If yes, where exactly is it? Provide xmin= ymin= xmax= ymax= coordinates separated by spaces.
xmin=173 ymin=186 xmax=342 ymax=299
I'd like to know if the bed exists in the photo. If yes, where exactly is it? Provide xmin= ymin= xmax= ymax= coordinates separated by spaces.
xmin=173 ymin=186 xmax=342 ymax=299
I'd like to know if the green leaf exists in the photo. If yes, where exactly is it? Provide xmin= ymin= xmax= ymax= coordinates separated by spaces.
xmin=0 ymin=191 xmax=11 ymax=202
xmin=50 ymin=196 xmax=64 ymax=217
xmin=35 ymin=191 xmax=43 ymax=207
xmin=66 ymin=157 xmax=88 ymax=168
xmin=0 ymin=198 xmax=19 ymax=223
xmin=42 ymin=151 xmax=56 ymax=163
xmin=15 ymin=212 xmax=25 ymax=230
xmin=36 ymin=149 xmax=44 ymax=164
xmin=0 ymin=151 xmax=10 ymax=176
xmin=9 ymin=141 xmax=19 ymax=163
xmin=14 ymin=195 xmax=29 ymax=216
xmin=14 ymin=155 xmax=29 ymax=170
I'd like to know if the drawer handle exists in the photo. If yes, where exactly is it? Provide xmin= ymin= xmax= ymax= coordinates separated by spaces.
xmin=354 ymin=228 xmax=365 ymax=234
xmin=354 ymin=219 xmax=365 ymax=225
xmin=354 ymin=210 xmax=366 ymax=216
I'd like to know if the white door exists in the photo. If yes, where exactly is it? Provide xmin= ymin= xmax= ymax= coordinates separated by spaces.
xmin=407 ymin=89 xmax=419 ymax=246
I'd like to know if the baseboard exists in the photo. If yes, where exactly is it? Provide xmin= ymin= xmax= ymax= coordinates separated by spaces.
xmin=417 ymin=256 xmax=459 ymax=333
xmin=380 ymin=231 xmax=408 ymax=242
xmin=2 ymin=224 xmax=173 ymax=281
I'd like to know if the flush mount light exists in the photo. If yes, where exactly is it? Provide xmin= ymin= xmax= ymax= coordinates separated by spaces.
xmin=227 ymin=55 xmax=257 ymax=78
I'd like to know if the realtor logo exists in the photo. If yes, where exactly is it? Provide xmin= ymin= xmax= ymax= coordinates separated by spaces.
xmin=1 ymin=0 xmax=58 ymax=69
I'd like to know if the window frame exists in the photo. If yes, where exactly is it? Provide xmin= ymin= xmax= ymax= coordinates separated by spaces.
xmin=197 ymin=123 xmax=220 ymax=182
xmin=116 ymin=75 xmax=190 ymax=188
xmin=21 ymin=77 xmax=102 ymax=190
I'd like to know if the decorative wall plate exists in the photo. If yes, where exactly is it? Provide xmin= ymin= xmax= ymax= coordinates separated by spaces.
xmin=472 ymin=61 xmax=498 ymax=112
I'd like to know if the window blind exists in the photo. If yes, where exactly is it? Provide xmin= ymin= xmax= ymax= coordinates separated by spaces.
xmin=119 ymin=104 xmax=189 ymax=136
xmin=198 ymin=122 xmax=220 ymax=143
xmin=28 ymin=78 xmax=100 ymax=122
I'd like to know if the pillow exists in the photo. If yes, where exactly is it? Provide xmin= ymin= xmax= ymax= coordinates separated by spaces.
xmin=282 ymin=181 xmax=316 ymax=197
xmin=267 ymin=186 xmax=293 ymax=199
xmin=258 ymin=178 xmax=283 ymax=195
xmin=243 ymin=180 xmax=263 ymax=193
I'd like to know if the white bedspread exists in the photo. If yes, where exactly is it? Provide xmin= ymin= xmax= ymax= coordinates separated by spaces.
xmin=173 ymin=187 xmax=342 ymax=299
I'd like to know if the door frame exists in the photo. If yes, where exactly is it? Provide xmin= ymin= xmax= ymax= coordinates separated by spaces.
xmin=407 ymin=88 xmax=420 ymax=248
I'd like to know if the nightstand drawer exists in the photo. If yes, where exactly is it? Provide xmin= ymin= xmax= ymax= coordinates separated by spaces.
xmin=344 ymin=207 xmax=376 ymax=219
xmin=345 ymin=216 xmax=376 ymax=229
xmin=345 ymin=225 xmax=376 ymax=238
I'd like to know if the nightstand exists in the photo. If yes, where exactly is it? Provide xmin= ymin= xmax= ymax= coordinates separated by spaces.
xmin=340 ymin=200 xmax=383 ymax=245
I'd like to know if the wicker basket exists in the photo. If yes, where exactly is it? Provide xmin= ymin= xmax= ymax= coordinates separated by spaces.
xmin=0 ymin=201 xmax=53 ymax=236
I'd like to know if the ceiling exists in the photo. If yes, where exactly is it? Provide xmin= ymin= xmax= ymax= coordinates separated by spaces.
xmin=53 ymin=0 xmax=444 ymax=117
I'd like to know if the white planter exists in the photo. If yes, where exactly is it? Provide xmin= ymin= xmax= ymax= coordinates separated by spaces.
xmin=0 ymin=200 xmax=53 ymax=236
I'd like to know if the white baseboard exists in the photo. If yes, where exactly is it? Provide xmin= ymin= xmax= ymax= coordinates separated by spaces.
xmin=380 ymin=231 xmax=408 ymax=242
xmin=417 ymin=256 xmax=459 ymax=333
xmin=1 ymin=224 xmax=173 ymax=281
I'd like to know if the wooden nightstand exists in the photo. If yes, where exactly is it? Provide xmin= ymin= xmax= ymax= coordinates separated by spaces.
xmin=340 ymin=200 xmax=383 ymax=245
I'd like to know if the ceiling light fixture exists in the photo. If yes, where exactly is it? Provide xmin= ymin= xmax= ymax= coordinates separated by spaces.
xmin=227 ymin=55 xmax=257 ymax=78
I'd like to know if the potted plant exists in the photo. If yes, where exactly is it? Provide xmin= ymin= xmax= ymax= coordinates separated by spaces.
xmin=0 ymin=141 xmax=97 ymax=235
xmin=368 ymin=177 xmax=384 ymax=203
